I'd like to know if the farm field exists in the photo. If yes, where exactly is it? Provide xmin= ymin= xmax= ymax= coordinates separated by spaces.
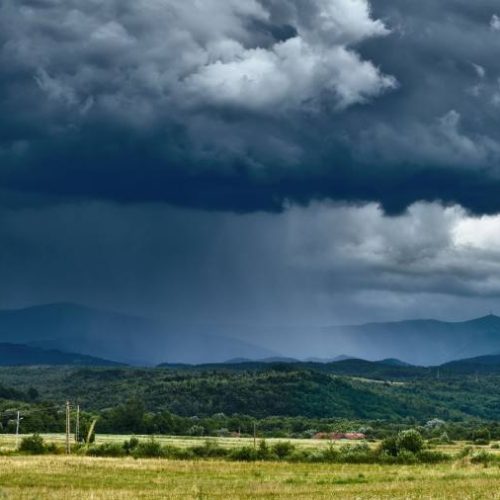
xmin=0 ymin=455 xmax=499 ymax=499
xmin=2 ymin=433 xmax=498 ymax=456
xmin=0 ymin=433 xmax=372 ymax=451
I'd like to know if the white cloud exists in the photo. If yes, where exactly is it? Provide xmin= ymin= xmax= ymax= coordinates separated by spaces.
xmin=1 ymin=0 xmax=395 ymax=118
xmin=490 ymin=14 xmax=500 ymax=31
xmin=286 ymin=200 xmax=500 ymax=302
xmin=186 ymin=37 xmax=396 ymax=111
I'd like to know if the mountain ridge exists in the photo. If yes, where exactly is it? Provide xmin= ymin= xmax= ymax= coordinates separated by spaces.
xmin=1 ymin=303 xmax=500 ymax=365
xmin=0 ymin=303 xmax=277 ymax=365
xmin=0 ymin=342 xmax=123 ymax=366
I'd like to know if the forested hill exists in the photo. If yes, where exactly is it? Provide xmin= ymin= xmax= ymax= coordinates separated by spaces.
xmin=1 ymin=364 xmax=499 ymax=421
xmin=159 ymin=354 xmax=500 ymax=378
xmin=159 ymin=358 xmax=431 ymax=379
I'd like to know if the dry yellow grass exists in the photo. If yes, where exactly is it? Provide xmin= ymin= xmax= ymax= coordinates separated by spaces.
xmin=0 ymin=455 xmax=499 ymax=499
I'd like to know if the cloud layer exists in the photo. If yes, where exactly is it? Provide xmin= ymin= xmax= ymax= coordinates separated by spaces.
xmin=1 ymin=0 xmax=500 ymax=212
xmin=2 ymin=200 xmax=500 ymax=329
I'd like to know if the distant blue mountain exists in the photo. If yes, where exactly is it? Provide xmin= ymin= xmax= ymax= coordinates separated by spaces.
xmin=0 ymin=343 xmax=122 ymax=366
xmin=321 ymin=314 xmax=500 ymax=365
xmin=440 ymin=354 xmax=500 ymax=374
xmin=0 ymin=303 xmax=278 ymax=365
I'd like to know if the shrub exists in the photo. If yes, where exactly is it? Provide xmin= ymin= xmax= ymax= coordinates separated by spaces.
xmin=337 ymin=444 xmax=376 ymax=464
xmin=191 ymin=440 xmax=228 ymax=458
xmin=417 ymin=450 xmax=450 ymax=463
xmin=397 ymin=429 xmax=424 ymax=454
xmin=19 ymin=434 xmax=46 ymax=454
xmin=123 ymin=437 xmax=139 ymax=454
xmin=271 ymin=441 xmax=295 ymax=459
xmin=439 ymin=431 xmax=451 ymax=443
xmin=229 ymin=446 xmax=258 ymax=461
xmin=132 ymin=439 xmax=164 ymax=458
xmin=379 ymin=436 xmax=399 ymax=457
xmin=456 ymin=446 xmax=472 ymax=459
xmin=470 ymin=450 xmax=495 ymax=465
xmin=257 ymin=439 xmax=271 ymax=459
xmin=472 ymin=428 xmax=491 ymax=445
xmin=394 ymin=450 xmax=418 ymax=464
xmin=188 ymin=425 xmax=205 ymax=436
xmin=288 ymin=449 xmax=311 ymax=462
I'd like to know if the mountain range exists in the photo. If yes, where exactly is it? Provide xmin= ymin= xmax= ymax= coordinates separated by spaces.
xmin=0 ymin=303 xmax=499 ymax=366
xmin=0 ymin=303 xmax=276 ymax=365
xmin=320 ymin=315 xmax=500 ymax=365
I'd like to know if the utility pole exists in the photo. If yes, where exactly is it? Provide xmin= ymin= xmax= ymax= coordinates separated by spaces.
xmin=253 ymin=421 xmax=256 ymax=449
xmin=75 ymin=404 xmax=80 ymax=443
xmin=65 ymin=401 xmax=71 ymax=454
xmin=15 ymin=411 xmax=21 ymax=450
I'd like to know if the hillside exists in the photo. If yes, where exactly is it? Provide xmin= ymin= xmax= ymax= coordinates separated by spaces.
xmin=160 ymin=358 xmax=430 ymax=379
xmin=1 ymin=363 xmax=500 ymax=421
xmin=0 ymin=343 xmax=122 ymax=366
xmin=440 ymin=354 xmax=500 ymax=374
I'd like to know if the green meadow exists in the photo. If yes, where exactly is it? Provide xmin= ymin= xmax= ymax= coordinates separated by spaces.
xmin=0 ymin=434 xmax=499 ymax=499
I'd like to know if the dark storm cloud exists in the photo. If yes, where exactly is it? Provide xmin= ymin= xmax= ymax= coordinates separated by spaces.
xmin=1 ymin=0 xmax=500 ymax=213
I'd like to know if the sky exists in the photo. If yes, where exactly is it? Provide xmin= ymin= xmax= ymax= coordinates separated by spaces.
xmin=2 ymin=0 xmax=500 ymax=343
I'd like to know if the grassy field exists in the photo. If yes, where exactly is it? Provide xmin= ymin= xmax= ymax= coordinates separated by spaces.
xmin=0 ymin=455 xmax=499 ymax=499
xmin=0 ymin=433 xmax=370 ymax=451
xmin=3 ymin=433 xmax=498 ymax=454
xmin=0 ymin=434 xmax=498 ymax=499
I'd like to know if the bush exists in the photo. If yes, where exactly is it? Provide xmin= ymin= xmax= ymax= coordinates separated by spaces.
xmin=470 ymin=450 xmax=495 ymax=465
xmin=132 ymin=439 xmax=164 ymax=458
xmin=229 ymin=446 xmax=258 ymax=461
xmin=472 ymin=428 xmax=491 ymax=445
xmin=257 ymin=439 xmax=271 ymax=459
xmin=319 ymin=444 xmax=339 ymax=462
xmin=417 ymin=450 xmax=450 ymax=463
xmin=191 ymin=440 xmax=228 ymax=459
xmin=379 ymin=436 xmax=399 ymax=457
xmin=439 ymin=431 xmax=452 ymax=444
xmin=19 ymin=434 xmax=46 ymax=454
xmin=394 ymin=450 xmax=418 ymax=464
xmin=397 ymin=430 xmax=424 ymax=454
xmin=271 ymin=441 xmax=295 ymax=459
xmin=123 ymin=437 xmax=139 ymax=454
xmin=188 ymin=425 xmax=205 ymax=436
xmin=335 ymin=444 xmax=375 ymax=464
xmin=456 ymin=446 xmax=472 ymax=459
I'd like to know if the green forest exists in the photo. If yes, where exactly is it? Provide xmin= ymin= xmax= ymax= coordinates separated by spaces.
xmin=0 ymin=362 xmax=499 ymax=441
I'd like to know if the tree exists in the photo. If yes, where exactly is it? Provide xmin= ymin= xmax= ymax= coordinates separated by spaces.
xmin=396 ymin=429 xmax=424 ymax=454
